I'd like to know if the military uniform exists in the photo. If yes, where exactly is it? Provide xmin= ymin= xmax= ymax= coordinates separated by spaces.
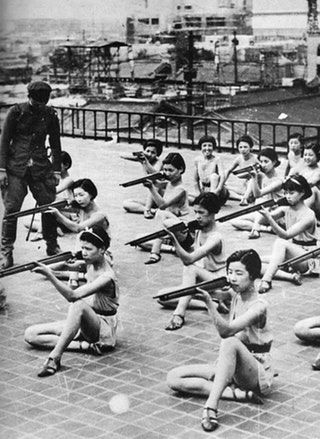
xmin=0 ymin=81 xmax=62 ymax=267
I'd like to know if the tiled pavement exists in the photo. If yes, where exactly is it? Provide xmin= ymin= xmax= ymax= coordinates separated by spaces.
xmin=1 ymin=138 xmax=320 ymax=439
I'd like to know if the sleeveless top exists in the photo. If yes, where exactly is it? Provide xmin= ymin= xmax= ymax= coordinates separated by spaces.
xmin=258 ymin=171 xmax=283 ymax=202
xmin=84 ymin=269 xmax=119 ymax=315
xmin=230 ymin=295 xmax=273 ymax=347
xmin=195 ymin=155 xmax=220 ymax=187
xmin=293 ymin=163 xmax=320 ymax=188
xmin=163 ymin=181 xmax=190 ymax=218
xmin=287 ymin=151 xmax=303 ymax=171
xmin=284 ymin=205 xmax=318 ymax=244
xmin=194 ymin=229 xmax=226 ymax=272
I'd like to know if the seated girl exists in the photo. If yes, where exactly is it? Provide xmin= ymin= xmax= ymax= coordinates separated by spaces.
xmin=48 ymin=178 xmax=109 ymax=234
xmin=190 ymin=135 xmax=229 ymax=207
xmin=122 ymin=138 xmax=164 ymax=219
xmin=231 ymin=147 xmax=283 ymax=239
xmin=167 ymin=249 xmax=274 ymax=432
xmin=224 ymin=135 xmax=259 ymax=205
xmin=294 ymin=316 xmax=320 ymax=370
xmin=142 ymin=152 xmax=193 ymax=264
xmin=24 ymin=226 xmax=119 ymax=377
xmin=290 ymin=142 xmax=320 ymax=220
xmin=258 ymin=175 xmax=318 ymax=293
xmin=159 ymin=192 xmax=226 ymax=331
xmin=284 ymin=132 xmax=304 ymax=177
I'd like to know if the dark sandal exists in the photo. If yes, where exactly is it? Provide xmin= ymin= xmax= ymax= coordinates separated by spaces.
xmin=258 ymin=280 xmax=272 ymax=294
xmin=144 ymin=209 xmax=155 ymax=219
xmin=312 ymin=356 xmax=320 ymax=370
xmin=201 ymin=407 xmax=218 ymax=432
xmin=38 ymin=357 xmax=61 ymax=377
xmin=165 ymin=314 xmax=185 ymax=331
xmin=145 ymin=253 xmax=161 ymax=265
xmin=248 ymin=229 xmax=260 ymax=239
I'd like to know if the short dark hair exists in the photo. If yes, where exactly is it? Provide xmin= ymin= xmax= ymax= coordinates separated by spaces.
xmin=282 ymin=174 xmax=312 ymax=200
xmin=258 ymin=147 xmax=280 ymax=167
xmin=288 ymin=132 xmax=303 ymax=145
xmin=80 ymin=226 xmax=110 ymax=250
xmin=193 ymin=192 xmax=221 ymax=214
xmin=72 ymin=178 xmax=98 ymax=200
xmin=226 ymin=249 xmax=261 ymax=280
xmin=143 ymin=139 xmax=163 ymax=156
xmin=61 ymin=151 xmax=72 ymax=169
xmin=236 ymin=135 xmax=254 ymax=149
xmin=198 ymin=135 xmax=217 ymax=149
xmin=304 ymin=142 xmax=320 ymax=161
xmin=162 ymin=152 xmax=186 ymax=174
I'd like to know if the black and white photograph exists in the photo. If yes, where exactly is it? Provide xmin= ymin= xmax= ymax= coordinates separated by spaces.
xmin=0 ymin=1 xmax=320 ymax=438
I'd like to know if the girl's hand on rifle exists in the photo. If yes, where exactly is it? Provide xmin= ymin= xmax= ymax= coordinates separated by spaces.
xmin=195 ymin=287 xmax=218 ymax=307
xmin=45 ymin=207 xmax=59 ymax=216
xmin=142 ymin=179 xmax=153 ymax=189
xmin=32 ymin=262 xmax=52 ymax=277
xmin=259 ymin=206 xmax=272 ymax=222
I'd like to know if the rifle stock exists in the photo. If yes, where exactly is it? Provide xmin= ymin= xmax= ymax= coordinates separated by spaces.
xmin=216 ymin=197 xmax=288 ymax=223
xmin=233 ymin=163 xmax=261 ymax=176
xmin=153 ymin=276 xmax=229 ymax=301
xmin=0 ymin=251 xmax=73 ymax=278
xmin=278 ymin=246 xmax=320 ymax=270
xmin=120 ymin=171 xmax=165 ymax=187
xmin=4 ymin=199 xmax=68 ymax=221
xmin=126 ymin=220 xmax=200 ymax=246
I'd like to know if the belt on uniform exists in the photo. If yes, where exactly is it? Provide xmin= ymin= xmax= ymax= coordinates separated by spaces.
xmin=292 ymin=239 xmax=317 ymax=247
xmin=245 ymin=343 xmax=271 ymax=353
xmin=93 ymin=308 xmax=117 ymax=317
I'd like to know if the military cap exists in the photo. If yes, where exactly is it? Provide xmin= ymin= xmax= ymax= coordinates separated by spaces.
xmin=27 ymin=81 xmax=52 ymax=103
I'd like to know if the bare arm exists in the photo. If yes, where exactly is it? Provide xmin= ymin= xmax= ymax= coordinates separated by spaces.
xmin=193 ymin=158 xmax=201 ymax=194
xmin=146 ymin=182 xmax=186 ymax=210
xmin=48 ymin=208 xmax=108 ymax=233
xmin=56 ymin=176 xmax=74 ymax=195
xmin=214 ymin=158 xmax=226 ymax=193
xmin=224 ymin=157 xmax=241 ymax=183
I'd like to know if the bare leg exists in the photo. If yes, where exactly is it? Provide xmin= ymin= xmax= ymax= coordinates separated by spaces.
xmin=204 ymin=337 xmax=260 ymax=411
xmin=123 ymin=199 xmax=145 ymax=214
xmin=261 ymin=238 xmax=309 ymax=284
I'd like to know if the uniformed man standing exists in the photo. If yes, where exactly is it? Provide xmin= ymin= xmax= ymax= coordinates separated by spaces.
xmin=0 ymin=81 xmax=62 ymax=269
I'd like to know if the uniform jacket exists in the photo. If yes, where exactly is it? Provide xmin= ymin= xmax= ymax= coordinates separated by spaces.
xmin=0 ymin=102 xmax=61 ymax=179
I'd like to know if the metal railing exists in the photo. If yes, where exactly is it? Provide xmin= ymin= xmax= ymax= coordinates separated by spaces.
xmin=1 ymin=103 xmax=319 ymax=154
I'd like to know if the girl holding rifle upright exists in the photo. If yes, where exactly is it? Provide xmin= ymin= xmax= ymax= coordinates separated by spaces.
xmin=167 ymin=249 xmax=274 ymax=432
xmin=142 ymin=152 xmax=192 ymax=264
xmin=231 ymin=148 xmax=283 ymax=239
xmin=223 ymin=135 xmax=259 ymax=205
xmin=258 ymin=174 xmax=318 ymax=293
xmin=24 ymin=226 xmax=119 ymax=377
xmin=189 ymin=135 xmax=229 ymax=207
xmin=122 ymin=139 xmax=164 ymax=219
xmin=160 ymin=192 xmax=226 ymax=331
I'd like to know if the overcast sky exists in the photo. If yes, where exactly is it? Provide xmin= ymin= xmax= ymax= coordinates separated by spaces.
xmin=0 ymin=0 xmax=129 ymax=21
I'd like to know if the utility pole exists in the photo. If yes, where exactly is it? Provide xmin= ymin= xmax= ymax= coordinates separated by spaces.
xmin=232 ymin=30 xmax=239 ymax=84
xmin=186 ymin=31 xmax=194 ymax=140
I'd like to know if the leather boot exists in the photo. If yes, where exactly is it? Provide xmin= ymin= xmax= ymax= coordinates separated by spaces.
xmin=0 ymin=253 xmax=14 ymax=269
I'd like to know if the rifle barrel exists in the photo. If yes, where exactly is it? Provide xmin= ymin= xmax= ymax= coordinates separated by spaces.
xmin=126 ymin=220 xmax=200 ymax=246
xmin=120 ymin=172 xmax=164 ymax=187
xmin=278 ymin=246 xmax=320 ymax=270
xmin=233 ymin=164 xmax=260 ymax=176
xmin=153 ymin=276 xmax=228 ymax=301
xmin=0 ymin=251 xmax=73 ymax=278
xmin=4 ymin=200 xmax=68 ymax=221
xmin=216 ymin=197 xmax=287 ymax=223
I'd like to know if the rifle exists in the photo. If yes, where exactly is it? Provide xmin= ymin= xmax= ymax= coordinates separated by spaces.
xmin=278 ymin=246 xmax=320 ymax=271
xmin=216 ymin=197 xmax=288 ymax=223
xmin=153 ymin=276 xmax=229 ymax=301
xmin=126 ymin=220 xmax=200 ymax=246
xmin=4 ymin=199 xmax=68 ymax=221
xmin=232 ymin=163 xmax=261 ymax=176
xmin=120 ymin=171 xmax=165 ymax=187
xmin=0 ymin=251 xmax=73 ymax=278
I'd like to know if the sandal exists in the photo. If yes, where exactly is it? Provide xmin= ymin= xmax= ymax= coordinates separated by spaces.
xmin=239 ymin=199 xmax=248 ymax=206
xmin=201 ymin=407 xmax=218 ymax=432
xmin=165 ymin=314 xmax=185 ymax=331
xmin=144 ymin=209 xmax=155 ymax=219
xmin=292 ymin=272 xmax=302 ymax=286
xmin=38 ymin=357 xmax=61 ymax=377
xmin=248 ymin=229 xmax=260 ymax=239
xmin=311 ymin=355 xmax=320 ymax=370
xmin=30 ymin=232 xmax=43 ymax=242
xmin=144 ymin=253 xmax=161 ymax=265
xmin=258 ymin=280 xmax=272 ymax=294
